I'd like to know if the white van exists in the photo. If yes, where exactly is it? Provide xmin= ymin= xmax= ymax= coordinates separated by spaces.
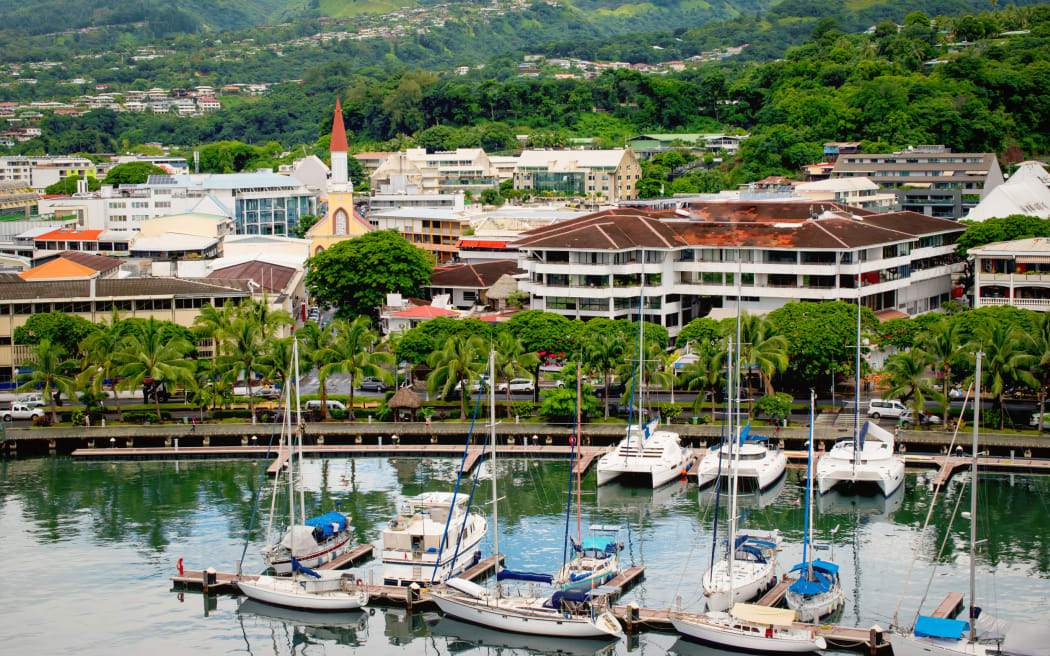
xmin=867 ymin=399 xmax=907 ymax=420
xmin=303 ymin=399 xmax=346 ymax=412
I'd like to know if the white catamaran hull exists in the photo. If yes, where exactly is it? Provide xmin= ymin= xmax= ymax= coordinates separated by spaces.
xmin=595 ymin=457 xmax=689 ymax=487
xmin=671 ymin=614 xmax=826 ymax=653
xmin=784 ymin=585 xmax=844 ymax=623
xmin=697 ymin=448 xmax=787 ymax=491
xmin=703 ymin=559 xmax=778 ymax=612
xmin=428 ymin=593 xmax=623 ymax=639
xmin=238 ymin=575 xmax=369 ymax=611
xmin=382 ymin=531 xmax=485 ymax=585
xmin=596 ymin=430 xmax=695 ymax=488
xmin=887 ymin=632 xmax=996 ymax=656
xmin=816 ymin=458 xmax=904 ymax=496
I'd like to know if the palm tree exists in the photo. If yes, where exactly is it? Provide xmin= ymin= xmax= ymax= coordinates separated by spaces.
xmin=494 ymin=332 xmax=539 ymax=418
xmin=427 ymin=334 xmax=486 ymax=418
xmin=680 ymin=339 xmax=727 ymax=423
xmin=581 ymin=332 xmax=624 ymax=419
xmin=194 ymin=300 xmax=237 ymax=365
xmin=258 ymin=336 xmax=306 ymax=393
xmin=883 ymin=351 xmax=934 ymax=428
xmin=1022 ymin=313 xmax=1050 ymax=433
xmin=80 ymin=308 xmax=126 ymax=422
xmin=223 ymin=316 xmax=268 ymax=418
xmin=298 ymin=321 xmax=337 ymax=420
xmin=617 ymin=339 xmax=675 ymax=415
xmin=238 ymin=295 xmax=293 ymax=340
xmin=914 ymin=318 xmax=963 ymax=427
xmin=319 ymin=316 xmax=392 ymax=419
xmin=970 ymin=322 xmax=1037 ymax=430
xmin=737 ymin=313 xmax=789 ymax=416
xmin=17 ymin=338 xmax=77 ymax=423
xmin=116 ymin=317 xmax=196 ymax=421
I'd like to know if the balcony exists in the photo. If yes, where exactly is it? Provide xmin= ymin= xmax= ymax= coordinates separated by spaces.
xmin=978 ymin=272 xmax=1050 ymax=284
xmin=976 ymin=297 xmax=1050 ymax=311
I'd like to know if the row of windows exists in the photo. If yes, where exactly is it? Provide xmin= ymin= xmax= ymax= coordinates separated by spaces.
xmin=0 ymin=296 xmax=239 ymax=315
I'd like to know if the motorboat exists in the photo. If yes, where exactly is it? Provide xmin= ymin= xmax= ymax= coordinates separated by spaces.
xmin=263 ymin=510 xmax=354 ymax=574
xmin=238 ymin=567 xmax=368 ymax=611
xmin=556 ymin=525 xmax=623 ymax=590
xmin=696 ymin=438 xmax=787 ymax=491
xmin=428 ymin=578 xmax=624 ymax=639
xmin=381 ymin=491 xmax=487 ymax=586
xmin=671 ymin=604 xmax=827 ymax=653
xmin=702 ymin=533 xmax=781 ymax=612
xmin=596 ymin=418 xmax=696 ymax=488
xmin=815 ymin=421 xmax=904 ymax=496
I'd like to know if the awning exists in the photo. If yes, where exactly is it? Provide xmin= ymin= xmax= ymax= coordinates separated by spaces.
xmin=875 ymin=309 xmax=909 ymax=322
xmin=458 ymin=240 xmax=509 ymax=248
xmin=790 ymin=559 xmax=840 ymax=575
xmin=731 ymin=603 xmax=796 ymax=627
xmin=1018 ymin=256 xmax=1050 ymax=264
xmin=914 ymin=615 xmax=969 ymax=639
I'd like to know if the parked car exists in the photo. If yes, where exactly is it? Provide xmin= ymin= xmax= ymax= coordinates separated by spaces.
xmin=496 ymin=378 xmax=535 ymax=394
xmin=255 ymin=386 xmax=282 ymax=400
xmin=1030 ymin=412 xmax=1050 ymax=428
xmin=593 ymin=379 xmax=627 ymax=396
xmin=359 ymin=377 xmax=392 ymax=392
xmin=303 ymin=399 xmax=346 ymax=412
xmin=142 ymin=381 xmax=172 ymax=403
xmin=3 ymin=403 xmax=45 ymax=422
xmin=900 ymin=409 xmax=942 ymax=426
xmin=17 ymin=393 xmax=46 ymax=409
xmin=867 ymin=399 xmax=908 ymax=420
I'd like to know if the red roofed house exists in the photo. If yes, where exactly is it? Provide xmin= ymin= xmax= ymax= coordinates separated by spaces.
xmin=382 ymin=300 xmax=460 ymax=334
xmin=426 ymin=259 xmax=523 ymax=310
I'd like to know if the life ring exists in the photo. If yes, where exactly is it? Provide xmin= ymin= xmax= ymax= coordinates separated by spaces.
xmin=357 ymin=578 xmax=364 ymax=585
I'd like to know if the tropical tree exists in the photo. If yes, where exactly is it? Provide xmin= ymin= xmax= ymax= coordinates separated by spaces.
xmin=223 ymin=316 xmax=268 ymax=417
xmin=581 ymin=331 xmax=625 ymax=419
xmin=17 ymin=338 xmax=77 ymax=423
xmin=239 ymin=296 xmax=293 ymax=340
xmin=494 ymin=332 xmax=540 ymax=418
xmin=914 ymin=318 xmax=964 ymax=427
xmin=319 ymin=316 xmax=392 ymax=418
xmin=298 ymin=321 xmax=338 ymax=420
xmin=737 ymin=313 xmax=789 ymax=416
xmin=617 ymin=339 xmax=675 ymax=415
xmin=79 ymin=308 xmax=126 ymax=422
xmin=259 ymin=336 xmax=310 ymax=394
xmin=1022 ymin=312 xmax=1050 ymax=433
xmin=116 ymin=317 xmax=196 ymax=421
xmin=680 ymin=339 xmax=727 ymax=422
xmin=193 ymin=300 xmax=237 ymax=365
xmin=427 ymin=334 xmax=486 ymax=418
xmin=882 ymin=351 xmax=934 ymax=428
xmin=969 ymin=322 xmax=1037 ymax=430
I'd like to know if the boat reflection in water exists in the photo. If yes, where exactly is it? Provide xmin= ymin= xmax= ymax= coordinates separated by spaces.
xmin=384 ymin=607 xmax=428 ymax=647
xmin=697 ymin=473 xmax=787 ymax=510
xmin=236 ymin=598 xmax=369 ymax=648
xmin=816 ymin=484 xmax=904 ymax=518
xmin=596 ymin=478 xmax=690 ymax=512
xmin=670 ymin=636 xmax=758 ymax=656
xmin=423 ymin=612 xmax=619 ymax=655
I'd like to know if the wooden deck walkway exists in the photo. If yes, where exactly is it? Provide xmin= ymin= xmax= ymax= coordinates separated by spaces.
xmin=755 ymin=576 xmax=792 ymax=607
xmin=604 ymin=565 xmax=645 ymax=597
xmin=930 ymin=592 xmax=964 ymax=618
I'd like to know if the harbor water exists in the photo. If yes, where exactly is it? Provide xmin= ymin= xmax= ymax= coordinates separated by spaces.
xmin=1 ymin=455 xmax=1048 ymax=655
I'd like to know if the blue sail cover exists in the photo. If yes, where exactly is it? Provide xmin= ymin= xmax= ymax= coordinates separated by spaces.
xmin=304 ymin=511 xmax=347 ymax=537
xmin=291 ymin=556 xmax=321 ymax=579
xmin=497 ymin=569 xmax=554 ymax=583
xmin=915 ymin=615 xmax=970 ymax=639
xmin=789 ymin=560 xmax=840 ymax=575
xmin=858 ymin=421 xmax=869 ymax=450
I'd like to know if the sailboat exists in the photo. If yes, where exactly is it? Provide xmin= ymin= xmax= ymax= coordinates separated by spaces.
xmin=426 ymin=349 xmax=625 ymax=639
xmin=785 ymin=390 xmax=844 ymax=622
xmin=888 ymin=350 xmax=1002 ymax=656
xmin=816 ymin=298 xmax=904 ymax=496
xmin=238 ymin=339 xmax=369 ymax=611
xmin=597 ymin=294 xmax=695 ymax=488
xmin=557 ymin=363 xmax=623 ymax=590
xmin=695 ymin=436 xmax=787 ymax=491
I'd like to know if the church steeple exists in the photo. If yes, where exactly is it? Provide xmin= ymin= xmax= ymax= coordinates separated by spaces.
xmin=330 ymin=97 xmax=349 ymax=186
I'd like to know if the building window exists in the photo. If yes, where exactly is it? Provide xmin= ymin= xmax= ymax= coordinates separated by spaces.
xmin=334 ymin=209 xmax=348 ymax=235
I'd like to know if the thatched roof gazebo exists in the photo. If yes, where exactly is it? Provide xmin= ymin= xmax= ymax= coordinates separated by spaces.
xmin=388 ymin=386 xmax=423 ymax=422
xmin=486 ymin=274 xmax=519 ymax=309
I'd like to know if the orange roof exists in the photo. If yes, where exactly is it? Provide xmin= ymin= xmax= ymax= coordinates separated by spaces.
xmin=390 ymin=305 xmax=459 ymax=319
xmin=330 ymin=97 xmax=348 ymax=153
xmin=35 ymin=229 xmax=103 ymax=241
xmin=18 ymin=258 xmax=97 ymax=280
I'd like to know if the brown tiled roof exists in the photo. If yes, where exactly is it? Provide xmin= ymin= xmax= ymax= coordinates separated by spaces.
xmin=429 ymin=260 xmax=523 ymax=289
xmin=513 ymin=209 xmax=689 ymax=250
xmin=208 ymin=261 xmax=297 ymax=293
xmin=0 ymin=276 xmax=251 ymax=301
xmin=56 ymin=250 xmax=122 ymax=273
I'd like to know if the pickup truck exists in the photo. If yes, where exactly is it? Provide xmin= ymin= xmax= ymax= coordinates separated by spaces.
xmin=3 ymin=403 xmax=45 ymax=422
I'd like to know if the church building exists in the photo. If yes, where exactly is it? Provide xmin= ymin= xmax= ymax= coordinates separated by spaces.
xmin=307 ymin=98 xmax=371 ymax=255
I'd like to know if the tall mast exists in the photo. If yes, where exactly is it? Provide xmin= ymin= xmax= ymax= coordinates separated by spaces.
xmin=970 ymin=350 xmax=982 ymax=643
xmin=294 ymin=338 xmax=305 ymax=522
xmin=489 ymin=349 xmax=501 ymax=595
xmin=855 ymin=269 xmax=861 ymax=472
xmin=287 ymin=377 xmax=295 ymax=541
xmin=803 ymin=389 xmax=815 ymax=570
xmin=726 ymin=335 xmax=738 ymax=607
xmin=576 ymin=361 xmax=582 ymax=542
xmin=729 ymin=247 xmax=743 ymax=607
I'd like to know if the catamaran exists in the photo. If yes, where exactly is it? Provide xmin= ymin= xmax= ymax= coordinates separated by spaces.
xmin=427 ymin=350 xmax=625 ymax=640
xmin=238 ymin=340 xmax=369 ymax=611
xmin=785 ymin=390 xmax=844 ymax=622
xmin=695 ymin=436 xmax=787 ymax=491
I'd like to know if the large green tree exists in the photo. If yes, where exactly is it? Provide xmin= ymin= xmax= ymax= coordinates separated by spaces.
xmin=117 ymin=317 xmax=196 ymax=421
xmin=768 ymin=301 xmax=877 ymax=389
xmin=14 ymin=312 xmax=96 ymax=356
xmin=305 ymin=230 xmax=434 ymax=317
xmin=319 ymin=316 xmax=391 ymax=417
xmin=101 ymin=162 xmax=166 ymax=185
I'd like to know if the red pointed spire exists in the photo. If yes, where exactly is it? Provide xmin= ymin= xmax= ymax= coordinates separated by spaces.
xmin=330 ymin=97 xmax=348 ymax=152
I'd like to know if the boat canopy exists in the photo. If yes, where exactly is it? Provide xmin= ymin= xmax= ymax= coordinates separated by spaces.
xmin=446 ymin=578 xmax=487 ymax=599
xmin=730 ymin=603 xmax=796 ymax=627
xmin=304 ymin=511 xmax=348 ymax=538
xmin=546 ymin=588 xmax=590 ymax=608
xmin=281 ymin=525 xmax=322 ymax=552
xmin=291 ymin=556 xmax=321 ymax=579
xmin=976 ymin=613 xmax=1050 ymax=656
xmin=788 ymin=566 xmax=833 ymax=596
xmin=914 ymin=615 xmax=970 ymax=640
xmin=576 ymin=536 xmax=621 ymax=553
xmin=789 ymin=559 xmax=840 ymax=575
xmin=496 ymin=569 xmax=554 ymax=583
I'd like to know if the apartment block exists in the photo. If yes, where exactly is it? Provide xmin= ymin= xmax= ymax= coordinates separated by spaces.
xmin=971 ymin=237 xmax=1050 ymax=312
xmin=513 ymin=149 xmax=641 ymax=204
xmin=370 ymin=148 xmax=499 ymax=196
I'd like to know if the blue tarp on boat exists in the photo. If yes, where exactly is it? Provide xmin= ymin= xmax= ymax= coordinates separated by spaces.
xmin=789 ymin=559 xmax=840 ymax=575
xmin=915 ymin=615 xmax=969 ymax=639
xmin=497 ymin=569 xmax=554 ymax=583
xmin=291 ymin=556 xmax=321 ymax=579
xmin=304 ymin=511 xmax=347 ymax=538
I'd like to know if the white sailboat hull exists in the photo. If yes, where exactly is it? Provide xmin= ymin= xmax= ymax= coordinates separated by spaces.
xmin=887 ymin=632 xmax=996 ymax=656
xmin=696 ymin=446 xmax=787 ymax=491
xmin=596 ymin=428 xmax=695 ymax=488
xmin=671 ymin=613 xmax=827 ymax=653
xmin=428 ymin=591 xmax=624 ymax=639
xmin=703 ymin=558 xmax=778 ymax=612
xmin=556 ymin=555 xmax=620 ymax=591
xmin=784 ymin=584 xmax=845 ymax=623
xmin=238 ymin=574 xmax=369 ymax=611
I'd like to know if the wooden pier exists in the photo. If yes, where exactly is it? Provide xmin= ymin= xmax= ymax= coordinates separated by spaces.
xmin=755 ymin=575 xmax=792 ymax=607
xmin=930 ymin=591 xmax=964 ymax=618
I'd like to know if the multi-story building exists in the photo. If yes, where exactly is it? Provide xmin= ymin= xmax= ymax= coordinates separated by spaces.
xmin=513 ymin=149 xmax=641 ymax=204
xmin=0 ymin=155 xmax=97 ymax=189
xmin=514 ymin=202 xmax=965 ymax=338
xmin=371 ymin=208 xmax=469 ymax=264
xmin=370 ymin=148 xmax=499 ymax=196
xmin=971 ymin=237 xmax=1050 ymax=312
xmin=352 ymin=152 xmax=394 ymax=176
xmin=794 ymin=178 xmax=898 ymax=213
xmin=830 ymin=145 xmax=1003 ymax=219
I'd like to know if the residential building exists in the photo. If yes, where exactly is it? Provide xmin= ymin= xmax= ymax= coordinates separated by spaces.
xmin=971 ymin=237 xmax=1050 ymax=312
xmin=197 ymin=97 xmax=221 ymax=112
xmin=0 ymin=181 xmax=39 ymax=218
xmin=514 ymin=149 xmax=641 ymax=204
xmin=830 ymin=145 xmax=1004 ymax=219
xmin=0 ymin=155 xmax=96 ymax=189
xmin=822 ymin=142 xmax=861 ymax=162
xmin=425 ymin=259 xmax=523 ymax=309
xmin=370 ymin=147 xmax=500 ymax=196
xmin=368 ymin=192 xmax=465 ymax=213
xmin=129 ymin=233 xmax=222 ymax=260
xmin=136 ymin=212 xmax=233 ymax=240
xmin=29 ymin=227 xmax=133 ymax=260
xmin=371 ymin=208 xmax=468 ymax=264
xmin=626 ymin=134 xmax=748 ymax=158
xmin=794 ymin=178 xmax=898 ymax=212
xmin=965 ymin=161 xmax=1050 ymax=222
xmin=514 ymin=203 xmax=965 ymax=338
xmin=352 ymin=152 xmax=394 ymax=175
xmin=380 ymin=295 xmax=460 ymax=334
